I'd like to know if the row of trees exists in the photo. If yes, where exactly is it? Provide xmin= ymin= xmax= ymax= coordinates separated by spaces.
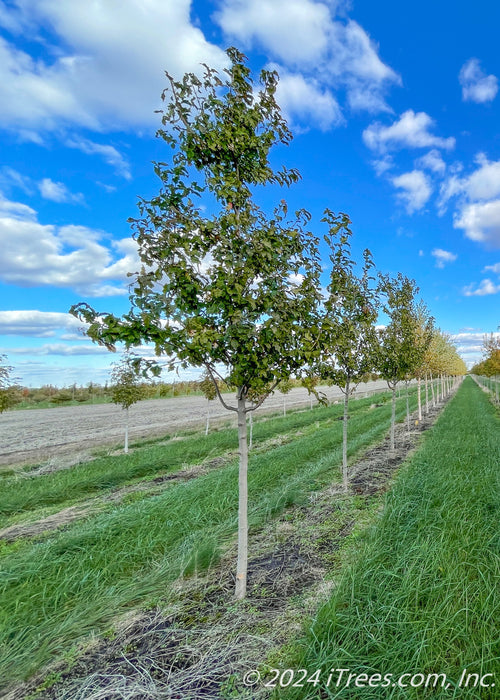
xmin=69 ymin=48 xmax=465 ymax=599
xmin=472 ymin=333 xmax=500 ymax=402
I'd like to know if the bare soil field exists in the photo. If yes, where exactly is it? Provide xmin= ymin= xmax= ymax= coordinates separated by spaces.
xmin=0 ymin=380 xmax=391 ymax=466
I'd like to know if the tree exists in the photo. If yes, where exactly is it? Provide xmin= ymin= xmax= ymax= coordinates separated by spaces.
xmin=375 ymin=273 xmax=419 ymax=451
xmin=71 ymin=49 xmax=323 ymax=599
xmin=110 ymin=355 xmax=146 ymax=453
xmin=0 ymin=355 xmax=19 ymax=414
xmin=409 ymin=301 xmax=434 ymax=423
xmin=317 ymin=211 xmax=378 ymax=491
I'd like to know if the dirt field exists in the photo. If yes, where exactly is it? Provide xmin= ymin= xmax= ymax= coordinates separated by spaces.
xmin=0 ymin=380 xmax=391 ymax=466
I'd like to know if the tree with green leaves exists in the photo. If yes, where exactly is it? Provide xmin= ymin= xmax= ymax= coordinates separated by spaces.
xmin=0 ymin=354 xmax=19 ymax=414
xmin=110 ymin=355 xmax=146 ymax=453
xmin=317 ymin=211 xmax=378 ymax=491
xmin=71 ymin=49 xmax=323 ymax=599
xmin=408 ymin=300 xmax=434 ymax=424
xmin=375 ymin=273 xmax=420 ymax=451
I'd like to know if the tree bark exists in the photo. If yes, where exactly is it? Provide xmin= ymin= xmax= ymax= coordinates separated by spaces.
xmin=235 ymin=394 xmax=248 ymax=600
xmin=425 ymin=373 xmax=429 ymax=415
xmin=430 ymin=371 xmax=435 ymax=407
xmin=418 ymin=376 xmax=422 ymax=422
xmin=124 ymin=407 xmax=129 ymax=454
xmin=342 ymin=381 xmax=349 ymax=492
xmin=205 ymin=399 xmax=210 ymax=436
xmin=405 ymin=380 xmax=410 ymax=432
xmin=390 ymin=385 xmax=396 ymax=452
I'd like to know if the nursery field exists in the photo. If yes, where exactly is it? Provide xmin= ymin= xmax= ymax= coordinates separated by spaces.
xmin=0 ymin=380 xmax=391 ymax=466
xmin=2 ymin=378 xmax=496 ymax=700
xmin=0 ymin=384 xmax=425 ymax=697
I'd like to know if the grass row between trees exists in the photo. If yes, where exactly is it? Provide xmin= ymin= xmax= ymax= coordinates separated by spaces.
xmin=278 ymin=376 xmax=499 ymax=699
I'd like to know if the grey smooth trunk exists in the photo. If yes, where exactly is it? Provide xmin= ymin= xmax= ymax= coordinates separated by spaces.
xmin=124 ymin=407 xmax=129 ymax=454
xmin=390 ymin=385 xmax=396 ymax=451
xmin=235 ymin=395 xmax=248 ymax=600
xmin=342 ymin=381 xmax=349 ymax=492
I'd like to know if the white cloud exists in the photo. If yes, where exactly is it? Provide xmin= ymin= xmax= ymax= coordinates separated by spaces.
xmin=0 ymin=166 xmax=33 ymax=194
xmin=463 ymin=279 xmax=500 ymax=296
xmin=0 ymin=0 xmax=227 ymax=134
xmin=454 ymin=199 xmax=500 ymax=247
xmin=0 ymin=310 xmax=85 ymax=337
xmin=0 ymin=194 xmax=140 ymax=295
xmin=463 ymin=154 xmax=500 ymax=201
xmin=215 ymin=0 xmax=332 ymax=65
xmin=431 ymin=248 xmax=457 ymax=268
xmin=215 ymin=0 xmax=400 ymax=123
xmin=273 ymin=68 xmax=344 ymax=131
xmin=416 ymin=149 xmax=446 ymax=175
xmin=363 ymin=110 xmax=455 ymax=153
xmin=8 ymin=343 xmax=109 ymax=356
xmin=484 ymin=262 xmax=500 ymax=274
xmin=38 ymin=178 xmax=84 ymax=204
xmin=372 ymin=155 xmax=393 ymax=176
xmin=66 ymin=138 xmax=132 ymax=180
xmin=392 ymin=170 xmax=432 ymax=213
xmin=459 ymin=58 xmax=498 ymax=104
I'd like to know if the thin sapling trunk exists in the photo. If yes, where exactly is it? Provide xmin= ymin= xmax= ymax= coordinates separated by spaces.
xmin=235 ymin=393 xmax=248 ymax=600
xmin=342 ymin=380 xmax=350 ymax=492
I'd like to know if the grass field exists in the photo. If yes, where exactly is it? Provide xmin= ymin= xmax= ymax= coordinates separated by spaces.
xmin=278 ymin=377 xmax=499 ymax=699
xmin=0 ymin=386 xmax=427 ymax=692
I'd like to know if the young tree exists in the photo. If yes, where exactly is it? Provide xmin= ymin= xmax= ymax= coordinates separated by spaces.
xmin=409 ymin=301 xmax=434 ymax=423
xmin=375 ymin=273 xmax=419 ymax=451
xmin=0 ymin=355 xmax=19 ymax=414
xmin=317 ymin=211 xmax=378 ymax=491
xmin=110 ymin=355 xmax=146 ymax=453
xmin=71 ymin=49 xmax=322 ymax=599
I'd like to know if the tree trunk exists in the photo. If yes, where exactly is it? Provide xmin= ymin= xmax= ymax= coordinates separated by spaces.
xmin=205 ymin=399 xmax=210 ymax=436
xmin=235 ymin=394 xmax=248 ymax=600
xmin=430 ymin=371 xmax=435 ymax=407
xmin=418 ymin=376 xmax=422 ymax=422
xmin=390 ymin=385 xmax=396 ymax=451
xmin=405 ymin=380 xmax=410 ymax=432
xmin=248 ymin=411 xmax=253 ymax=450
xmin=425 ymin=373 xmax=429 ymax=415
xmin=124 ymin=407 xmax=129 ymax=454
xmin=342 ymin=381 xmax=349 ymax=492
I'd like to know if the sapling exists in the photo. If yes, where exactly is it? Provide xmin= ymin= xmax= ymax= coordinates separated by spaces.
xmin=71 ymin=49 xmax=323 ymax=599
xmin=110 ymin=356 xmax=146 ymax=453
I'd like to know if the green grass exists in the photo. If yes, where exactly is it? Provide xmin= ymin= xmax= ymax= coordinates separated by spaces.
xmin=277 ymin=377 xmax=499 ymax=699
xmin=0 ymin=391 xmax=396 ymax=529
xmin=0 ymin=387 xmax=423 ymax=690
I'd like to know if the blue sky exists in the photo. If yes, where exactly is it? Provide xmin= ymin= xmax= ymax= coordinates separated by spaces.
xmin=1 ymin=0 xmax=499 ymax=386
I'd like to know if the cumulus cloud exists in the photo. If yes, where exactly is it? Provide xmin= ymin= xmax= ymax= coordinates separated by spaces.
xmin=0 ymin=0 xmax=227 ymax=134
xmin=363 ymin=110 xmax=455 ymax=153
xmin=438 ymin=155 xmax=500 ymax=246
xmin=484 ymin=262 xmax=500 ymax=274
xmin=392 ymin=170 xmax=432 ymax=213
xmin=431 ymin=248 xmax=457 ymax=268
xmin=459 ymin=58 xmax=498 ymax=104
xmin=0 ymin=310 xmax=85 ymax=337
xmin=272 ymin=67 xmax=344 ymax=131
xmin=416 ymin=149 xmax=446 ymax=175
xmin=463 ymin=279 xmax=500 ymax=296
xmin=0 ymin=194 xmax=140 ymax=295
xmin=454 ymin=199 xmax=500 ymax=247
xmin=38 ymin=178 xmax=84 ymax=204
xmin=215 ymin=0 xmax=400 ymax=125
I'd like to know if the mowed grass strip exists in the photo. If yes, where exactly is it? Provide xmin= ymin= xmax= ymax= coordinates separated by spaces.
xmin=0 ymin=388 xmax=423 ymax=689
xmin=279 ymin=377 xmax=499 ymax=700
xmin=0 ymin=391 xmax=395 ymax=528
